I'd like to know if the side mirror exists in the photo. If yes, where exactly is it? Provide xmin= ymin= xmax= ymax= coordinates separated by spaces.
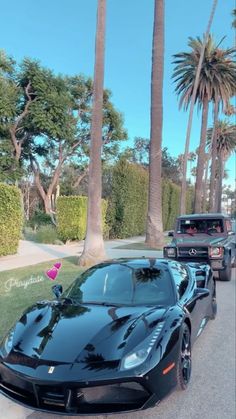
xmin=52 ymin=284 xmax=63 ymax=299
xmin=194 ymin=288 xmax=210 ymax=299
xmin=168 ymin=231 xmax=174 ymax=237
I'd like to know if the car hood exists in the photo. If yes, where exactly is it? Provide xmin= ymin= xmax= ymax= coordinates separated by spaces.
xmin=7 ymin=302 xmax=167 ymax=367
xmin=173 ymin=235 xmax=226 ymax=246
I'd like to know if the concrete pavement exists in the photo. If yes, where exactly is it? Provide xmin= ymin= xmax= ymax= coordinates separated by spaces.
xmin=0 ymin=237 xmax=162 ymax=272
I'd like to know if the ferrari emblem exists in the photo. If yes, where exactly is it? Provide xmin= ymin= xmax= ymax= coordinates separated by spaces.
xmin=48 ymin=366 xmax=55 ymax=374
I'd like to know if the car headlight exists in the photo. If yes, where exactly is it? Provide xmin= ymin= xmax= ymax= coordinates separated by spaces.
xmin=209 ymin=247 xmax=223 ymax=258
xmin=0 ymin=329 xmax=14 ymax=358
xmin=121 ymin=322 xmax=164 ymax=370
xmin=164 ymin=247 xmax=176 ymax=258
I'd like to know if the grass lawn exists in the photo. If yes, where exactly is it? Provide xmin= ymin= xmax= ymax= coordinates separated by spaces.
xmin=114 ymin=237 xmax=170 ymax=251
xmin=0 ymin=257 xmax=83 ymax=339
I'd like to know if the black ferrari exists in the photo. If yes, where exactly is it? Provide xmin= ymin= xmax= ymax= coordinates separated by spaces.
xmin=0 ymin=258 xmax=216 ymax=415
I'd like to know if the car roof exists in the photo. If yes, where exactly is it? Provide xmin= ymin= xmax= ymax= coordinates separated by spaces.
xmin=177 ymin=213 xmax=229 ymax=220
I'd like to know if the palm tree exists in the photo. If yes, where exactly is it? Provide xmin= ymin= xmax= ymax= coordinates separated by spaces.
xmin=232 ymin=9 xmax=236 ymax=28
xmin=207 ymin=121 xmax=236 ymax=212
xmin=79 ymin=0 xmax=106 ymax=266
xmin=145 ymin=0 xmax=164 ymax=248
xmin=172 ymin=0 xmax=218 ymax=215
xmin=173 ymin=35 xmax=236 ymax=214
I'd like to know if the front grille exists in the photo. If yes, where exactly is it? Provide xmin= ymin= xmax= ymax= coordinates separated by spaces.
xmin=178 ymin=247 xmax=208 ymax=258
xmin=0 ymin=380 xmax=37 ymax=407
xmin=0 ymin=370 xmax=150 ymax=414
xmin=39 ymin=385 xmax=65 ymax=410
xmin=38 ymin=382 xmax=149 ymax=413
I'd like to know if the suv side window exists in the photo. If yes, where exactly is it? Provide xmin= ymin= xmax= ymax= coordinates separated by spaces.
xmin=170 ymin=262 xmax=189 ymax=299
xmin=226 ymin=219 xmax=232 ymax=233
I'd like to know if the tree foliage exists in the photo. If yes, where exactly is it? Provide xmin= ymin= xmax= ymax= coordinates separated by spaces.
xmin=57 ymin=196 xmax=108 ymax=242
xmin=0 ymin=49 xmax=127 ymax=214
xmin=0 ymin=183 xmax=23 ymax=256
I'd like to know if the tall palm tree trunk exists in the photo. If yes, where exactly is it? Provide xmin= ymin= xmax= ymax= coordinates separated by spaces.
xmin=79 ymin=0 xmax=106 ymax=266
xmin=216 ymin=155 xmax=224 ymax=212
xmin=194 ymin=97 xmax=209 ymax=212
xmin=202 ymin=154 xmax=210 ymax=212
xmin=146 ymin=0 xmax=164 ymax=248
xmin=209 ymin=98 xmax=219 ymax=212
xmin=179 ymin=0 xmax=218 ymax=214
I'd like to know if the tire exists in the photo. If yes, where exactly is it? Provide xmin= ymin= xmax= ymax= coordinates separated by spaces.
xmin=218 ymin=261 xmax=232 ymax=281
xmin=210 ymin=296 xmax=217 ymax=320
xmin=176 ymin=324 xmax=191 ymax=390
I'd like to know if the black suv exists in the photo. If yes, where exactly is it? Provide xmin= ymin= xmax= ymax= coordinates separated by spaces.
xmin=163 ymin=213 xmax=235 ymax=281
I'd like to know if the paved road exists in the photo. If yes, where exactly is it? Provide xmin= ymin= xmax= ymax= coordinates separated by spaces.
xmin=0 ymin=270 xmax=235 ymax=419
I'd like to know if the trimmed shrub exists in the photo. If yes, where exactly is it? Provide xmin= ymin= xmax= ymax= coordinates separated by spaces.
xmin=35 ymin=225 xmax=60 ymax=244
xmin=186 ymin=186 xmax=194 ymax=214
xmin=0 ymin=183 xmax=23 ymax=256
xmin=107 ymin=160 xmax=194 ymax=236
xmin=107 ymin=160 xmax=148 ymax=238
xmin=28 ymin=210 xmax=52 ymax=230
xmin=56 ymin=196 xmax=108 ymax=242
xmin=164 ymin=182 xmax=180 ymax=230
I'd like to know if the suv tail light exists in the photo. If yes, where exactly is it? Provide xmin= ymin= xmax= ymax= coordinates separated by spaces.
xmin=209 ymin=247 xmax=223 ymax=258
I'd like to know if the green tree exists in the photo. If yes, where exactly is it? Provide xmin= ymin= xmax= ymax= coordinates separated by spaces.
xmin=0 ymin=52 xmax=126 ymax=214
xmin=172 ymin=0 xmax=218 ymax=214
xmin=79 ymin=0 xmax=107 ymax=266
xmin=207 ymin=121 xmax=236 ymax=212
xmin=146 ymin=0 xmax=164 ymax=248
xmin=173 ymin=34 xmax=235 ymax=213
xmin=232 ymin=9 xmax=236 ymax=28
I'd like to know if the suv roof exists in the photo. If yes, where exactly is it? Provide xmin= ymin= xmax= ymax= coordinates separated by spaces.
xmin=177 ymin=213 xmax=229 ymax=220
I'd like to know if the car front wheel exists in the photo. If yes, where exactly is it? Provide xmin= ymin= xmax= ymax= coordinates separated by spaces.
xmin=176 ymin=324 xmax=191 ymax=390
xmin=218 ymin=261 xmax=232 ymax=281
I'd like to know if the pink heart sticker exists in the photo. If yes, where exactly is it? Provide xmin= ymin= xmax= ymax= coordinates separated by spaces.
xmin=54 ymin=262 xmax=62 ymax=270
xmin=46 ymin=267 xmax=58 ymax=281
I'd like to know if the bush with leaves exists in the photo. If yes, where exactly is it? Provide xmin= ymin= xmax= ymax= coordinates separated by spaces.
xmin=27 ymin=210 xmax=52 ymax=230
xmin=57 ymin=196 xmax=108 ymax=242
xmin=0 ymin=183 xmax=23 ymax=256
xmin=107 ymin=160 xmax=148 ymax=238
xmin=107 ymin=159 xmax=194 ymax=237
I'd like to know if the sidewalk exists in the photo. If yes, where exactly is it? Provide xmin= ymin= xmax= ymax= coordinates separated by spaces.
xmin=0 ymin=237 xmax=163 ymax=272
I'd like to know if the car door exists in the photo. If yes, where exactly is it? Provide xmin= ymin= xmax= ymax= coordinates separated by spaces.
xmin=170 ymin=261 xmax=209 ymax=341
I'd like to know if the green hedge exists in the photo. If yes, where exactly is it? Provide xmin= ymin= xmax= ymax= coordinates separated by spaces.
xmin=56 ymin=196 xmax=108 ymax=242
xmin=107 ymin=160 xmax=194 ymax=237
xmin=186 ymin=186 xmax=194 ymax=215
xmin=162 ymin=180 xmax=180 ymax=230
xmin=107 ymin=160 xmax=148 ymax=238
xmin=0 ymin=183 xmax=23 ymax=256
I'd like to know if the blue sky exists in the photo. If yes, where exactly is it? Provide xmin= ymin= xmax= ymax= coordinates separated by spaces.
xmin=1 ymin=0 xmax=235 ymax=187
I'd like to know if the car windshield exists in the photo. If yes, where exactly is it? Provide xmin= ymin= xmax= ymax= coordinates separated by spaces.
xmin=63 ymin=263 xmax=175 ymax=307
xmin=178 ymin=219 xmax=224 ymax=235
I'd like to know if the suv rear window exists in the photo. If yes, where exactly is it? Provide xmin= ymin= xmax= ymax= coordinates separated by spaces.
xmin=177 ymin=219 xmax=224 ymax=234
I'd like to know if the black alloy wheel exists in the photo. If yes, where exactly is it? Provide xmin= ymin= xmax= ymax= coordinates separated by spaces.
xmin=176 ymin=324 xmax=191 ymax=390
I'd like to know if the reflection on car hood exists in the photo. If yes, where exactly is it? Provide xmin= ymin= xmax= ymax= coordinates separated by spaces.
xmin=8 ymin=302 xmax=167 ymax=366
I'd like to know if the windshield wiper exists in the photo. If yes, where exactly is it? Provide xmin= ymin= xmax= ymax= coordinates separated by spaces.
xmin=82 ymin=301 xmax=122 ymax=307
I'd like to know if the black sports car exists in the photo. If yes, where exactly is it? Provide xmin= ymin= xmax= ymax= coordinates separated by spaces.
xmin=0 ymin=258 xmax=216 ymax=415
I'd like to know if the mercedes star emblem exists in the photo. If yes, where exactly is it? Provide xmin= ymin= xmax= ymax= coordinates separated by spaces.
xmin=189 ymin=248 xmax=197 ymax=256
